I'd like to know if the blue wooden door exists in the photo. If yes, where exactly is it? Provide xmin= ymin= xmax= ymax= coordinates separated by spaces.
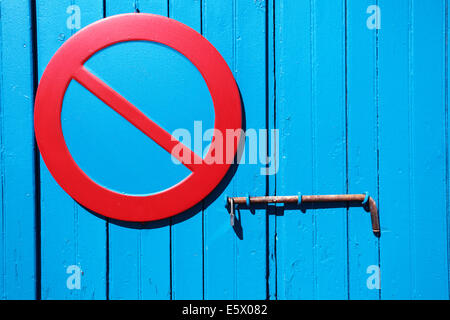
xmin=0 ymin=0 xmax=449 ymax=300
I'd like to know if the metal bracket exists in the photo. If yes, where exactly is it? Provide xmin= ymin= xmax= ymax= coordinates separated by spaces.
xmin=226 ymin=193 xmax=380 ymax=236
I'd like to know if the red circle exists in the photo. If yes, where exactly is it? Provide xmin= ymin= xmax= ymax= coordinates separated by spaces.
xmin=34 ymin=13 xmax=242 ymax=222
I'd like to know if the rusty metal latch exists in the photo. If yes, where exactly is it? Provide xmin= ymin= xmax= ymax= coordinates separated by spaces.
xmin=226 ymin=193 xmax=380 ymax=236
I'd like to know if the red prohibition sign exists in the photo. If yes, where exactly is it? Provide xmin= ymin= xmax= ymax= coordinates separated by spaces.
xmin=34 ymin=13 xmax=242 ymax=222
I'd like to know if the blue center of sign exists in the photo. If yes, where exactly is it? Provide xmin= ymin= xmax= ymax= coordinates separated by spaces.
xmin=61 ymin=41 xmax=214 ymax=195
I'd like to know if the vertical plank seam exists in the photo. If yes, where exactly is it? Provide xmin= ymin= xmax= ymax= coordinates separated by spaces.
xmin=202 ymin=0 xmax=208 ymax=301
xmin=200 ymin=0 xmax=203 ymax=35
xmin=167 ymin=0 xmax=173 ymax=301
xmin=73 ymin=202 xmax=78 ymax=298
xmin=30 ymin=0 xmax=41 ymax=300
xmin=375 ymin=0 xmax=381 ymax=301
xmin=71 ymin=0 xmax=77 ymax=300
xmin=444 ymin=0 xmax=450 ymax=299
xmin=272 ymin=0 xmax=278 ymax=300
xmin=0 ymin=0 xmax=5 ymax=299
xmin=136 ymin=0 xmax=143 ymax=300
xmin=103 ymin=0 xmax=110 ymax=301
xmin=264 ymin=0 xmax=270 ymax=300
xmin=167 ymin=0 xmax=170 ymax=19
xmin=200 ymin=0 xmax=205 ymax=300
xmin=344 ymin=0 xmax=350 ymax=300
xmin=232 ymin=0 xmax=237 ymax=299
xmin=269 ymin=0 xmax=278 ymax=300
xmin=136 ymin=0 xmax=141 ymax=301
xmin=169 ymin=221 xmax=173 ymax=300
xmin=106 ymin=217 xmax=109 ymax=300
xmin=310 ymin=0 xmax=317 ymax=299
xmin=201 ymin=202 xmax=205 ymax=300
xmin=138 ymin=226 xmax=142 ymax=299
xmin=408 ymin=0 xmax=416 ymax=299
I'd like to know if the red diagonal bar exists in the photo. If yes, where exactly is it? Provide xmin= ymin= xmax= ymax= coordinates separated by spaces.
xmin=73 ymin=66 xmax=204 ymax=171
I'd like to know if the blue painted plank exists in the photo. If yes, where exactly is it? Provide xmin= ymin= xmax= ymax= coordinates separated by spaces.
xmin=0 ymin=10 xmax=2 ymax=300
xmin=276 ymin=0 xmax=347 ymax=299
xmin=312 ymin=0 xmax=348 ymax=299
xmin=267 ymin=0 xmax=277 ymax=300
xmin=0 ymin=0 xmax=36 ymax=299
xmin=274 ymin=0 xmax=315 ymax=299
xmin=231 ymin=0 xmax=267 ymax=299
xmin=203 ymin=0 xmax=267 ymax=299
xmin=347 ymin=0 xmax=380 ymax=300
xmin=202 ymin=0 xmax=236 ymax=299
xmin=409 ymin=0 xmax=448 ymax=299
xmin=377 ymin=0 xmax=412 ymax=298
xmin=448 ymin=0 xmax=450 ymax=300
xmin=168 ymin=0 xmax=204 ymax=300
xmin=0 ymin=19 xmax=2 ymax=295
xmin=105 ymin=0 xmax=171 ymax=300
xmin=36 ymin=0 xmax=106 ymax=299
xmin=378 ymin=0 xmax=449 ymax=299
